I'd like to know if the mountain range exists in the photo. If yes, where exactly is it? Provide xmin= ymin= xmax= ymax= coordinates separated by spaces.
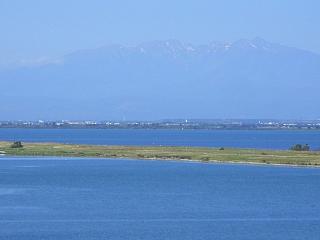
xmin=1 ymin=38 xmax=320 ymax=120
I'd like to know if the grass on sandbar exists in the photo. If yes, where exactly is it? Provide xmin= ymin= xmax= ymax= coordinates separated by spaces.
xmin=0 ymin=141 xmax=320 ymax=166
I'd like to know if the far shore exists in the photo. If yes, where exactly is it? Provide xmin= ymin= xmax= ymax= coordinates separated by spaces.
xmin=1 ymin=141 xmax=320 ymax=167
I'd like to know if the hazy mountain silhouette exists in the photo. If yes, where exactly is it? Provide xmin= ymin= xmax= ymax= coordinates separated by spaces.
xmin=1 ymin=38 xmax=320 ymax=120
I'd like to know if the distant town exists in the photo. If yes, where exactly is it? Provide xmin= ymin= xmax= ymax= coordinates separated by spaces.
xmin=1 ymin=119 xmax=320 ymax=130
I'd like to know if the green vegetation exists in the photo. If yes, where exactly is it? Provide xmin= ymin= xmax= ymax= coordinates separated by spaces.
xmin=0 ymin=141 xmax=320 ymax=166
xmin=10 ymin=141 xmax=23 ymax=148
xmin=290 ymin=144 xmax=310 ymax=151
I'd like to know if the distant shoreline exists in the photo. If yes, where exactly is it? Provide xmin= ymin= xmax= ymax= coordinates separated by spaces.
xmin=1 ymin=119 xmax=320 ymax=131
xmin=1 ymin=125 xmax=320 ymax=130
xmin=1 ymin=141 xmax=319 ymax=167
xmin=1 ymin=127 xmax=320 ymax=131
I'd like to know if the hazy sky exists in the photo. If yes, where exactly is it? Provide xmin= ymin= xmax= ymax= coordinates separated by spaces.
xmin=1 ymin=0 xmax=320 ymax=63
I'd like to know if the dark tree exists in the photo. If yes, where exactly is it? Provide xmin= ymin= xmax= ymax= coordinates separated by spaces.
xmin=302 ymin=144 xmax=310 ymax=151
xmin=290 ymin=144 xmax=310 ymax=151
xmin=10 ymin=141 xmax=23 ymax=148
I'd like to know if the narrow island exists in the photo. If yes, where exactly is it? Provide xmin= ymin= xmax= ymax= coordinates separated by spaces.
xmin=1 ymin=141 xmax=320 ymax=166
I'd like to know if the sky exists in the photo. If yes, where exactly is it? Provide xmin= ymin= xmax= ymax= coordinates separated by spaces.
xmin=1 ymin=0 xmax=320 ymax=65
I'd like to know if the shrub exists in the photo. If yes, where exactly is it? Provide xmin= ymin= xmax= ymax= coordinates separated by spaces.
xmin=302 ymin=144 xmax=310 ymax=151
xmin=10 ymin=141 xmax=23 ymax=148
xmin=290 ymin=144 xmax=310 ymax=151
xmin=219 ymin=147 xmax=225 ymax=150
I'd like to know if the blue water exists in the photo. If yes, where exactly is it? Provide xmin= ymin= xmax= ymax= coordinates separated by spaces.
xmin=1 ymin=128 xmax=320 ymax=150
xmin=0 ymin=157 xmax=319 ymax=239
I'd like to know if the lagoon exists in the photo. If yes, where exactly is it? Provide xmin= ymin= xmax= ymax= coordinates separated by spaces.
xmin=0 ymin=157 xmax=320 ymax=239
xmin=1 ymin=128 xmax=320 ymax=150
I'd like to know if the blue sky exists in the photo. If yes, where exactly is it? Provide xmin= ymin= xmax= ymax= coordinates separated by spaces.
xmin=1 ymin=0 xmax=320 ymax=64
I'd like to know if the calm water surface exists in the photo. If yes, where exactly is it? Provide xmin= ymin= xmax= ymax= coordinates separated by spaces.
xmin=0 ymin=157 xmax=319 ymax=240
xmin=1 ymin=128 xmax=320 ymax=149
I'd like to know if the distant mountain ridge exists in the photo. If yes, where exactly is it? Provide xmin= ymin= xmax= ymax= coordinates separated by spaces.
xmin=1 ymin=38 xmax=320 ymax=120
